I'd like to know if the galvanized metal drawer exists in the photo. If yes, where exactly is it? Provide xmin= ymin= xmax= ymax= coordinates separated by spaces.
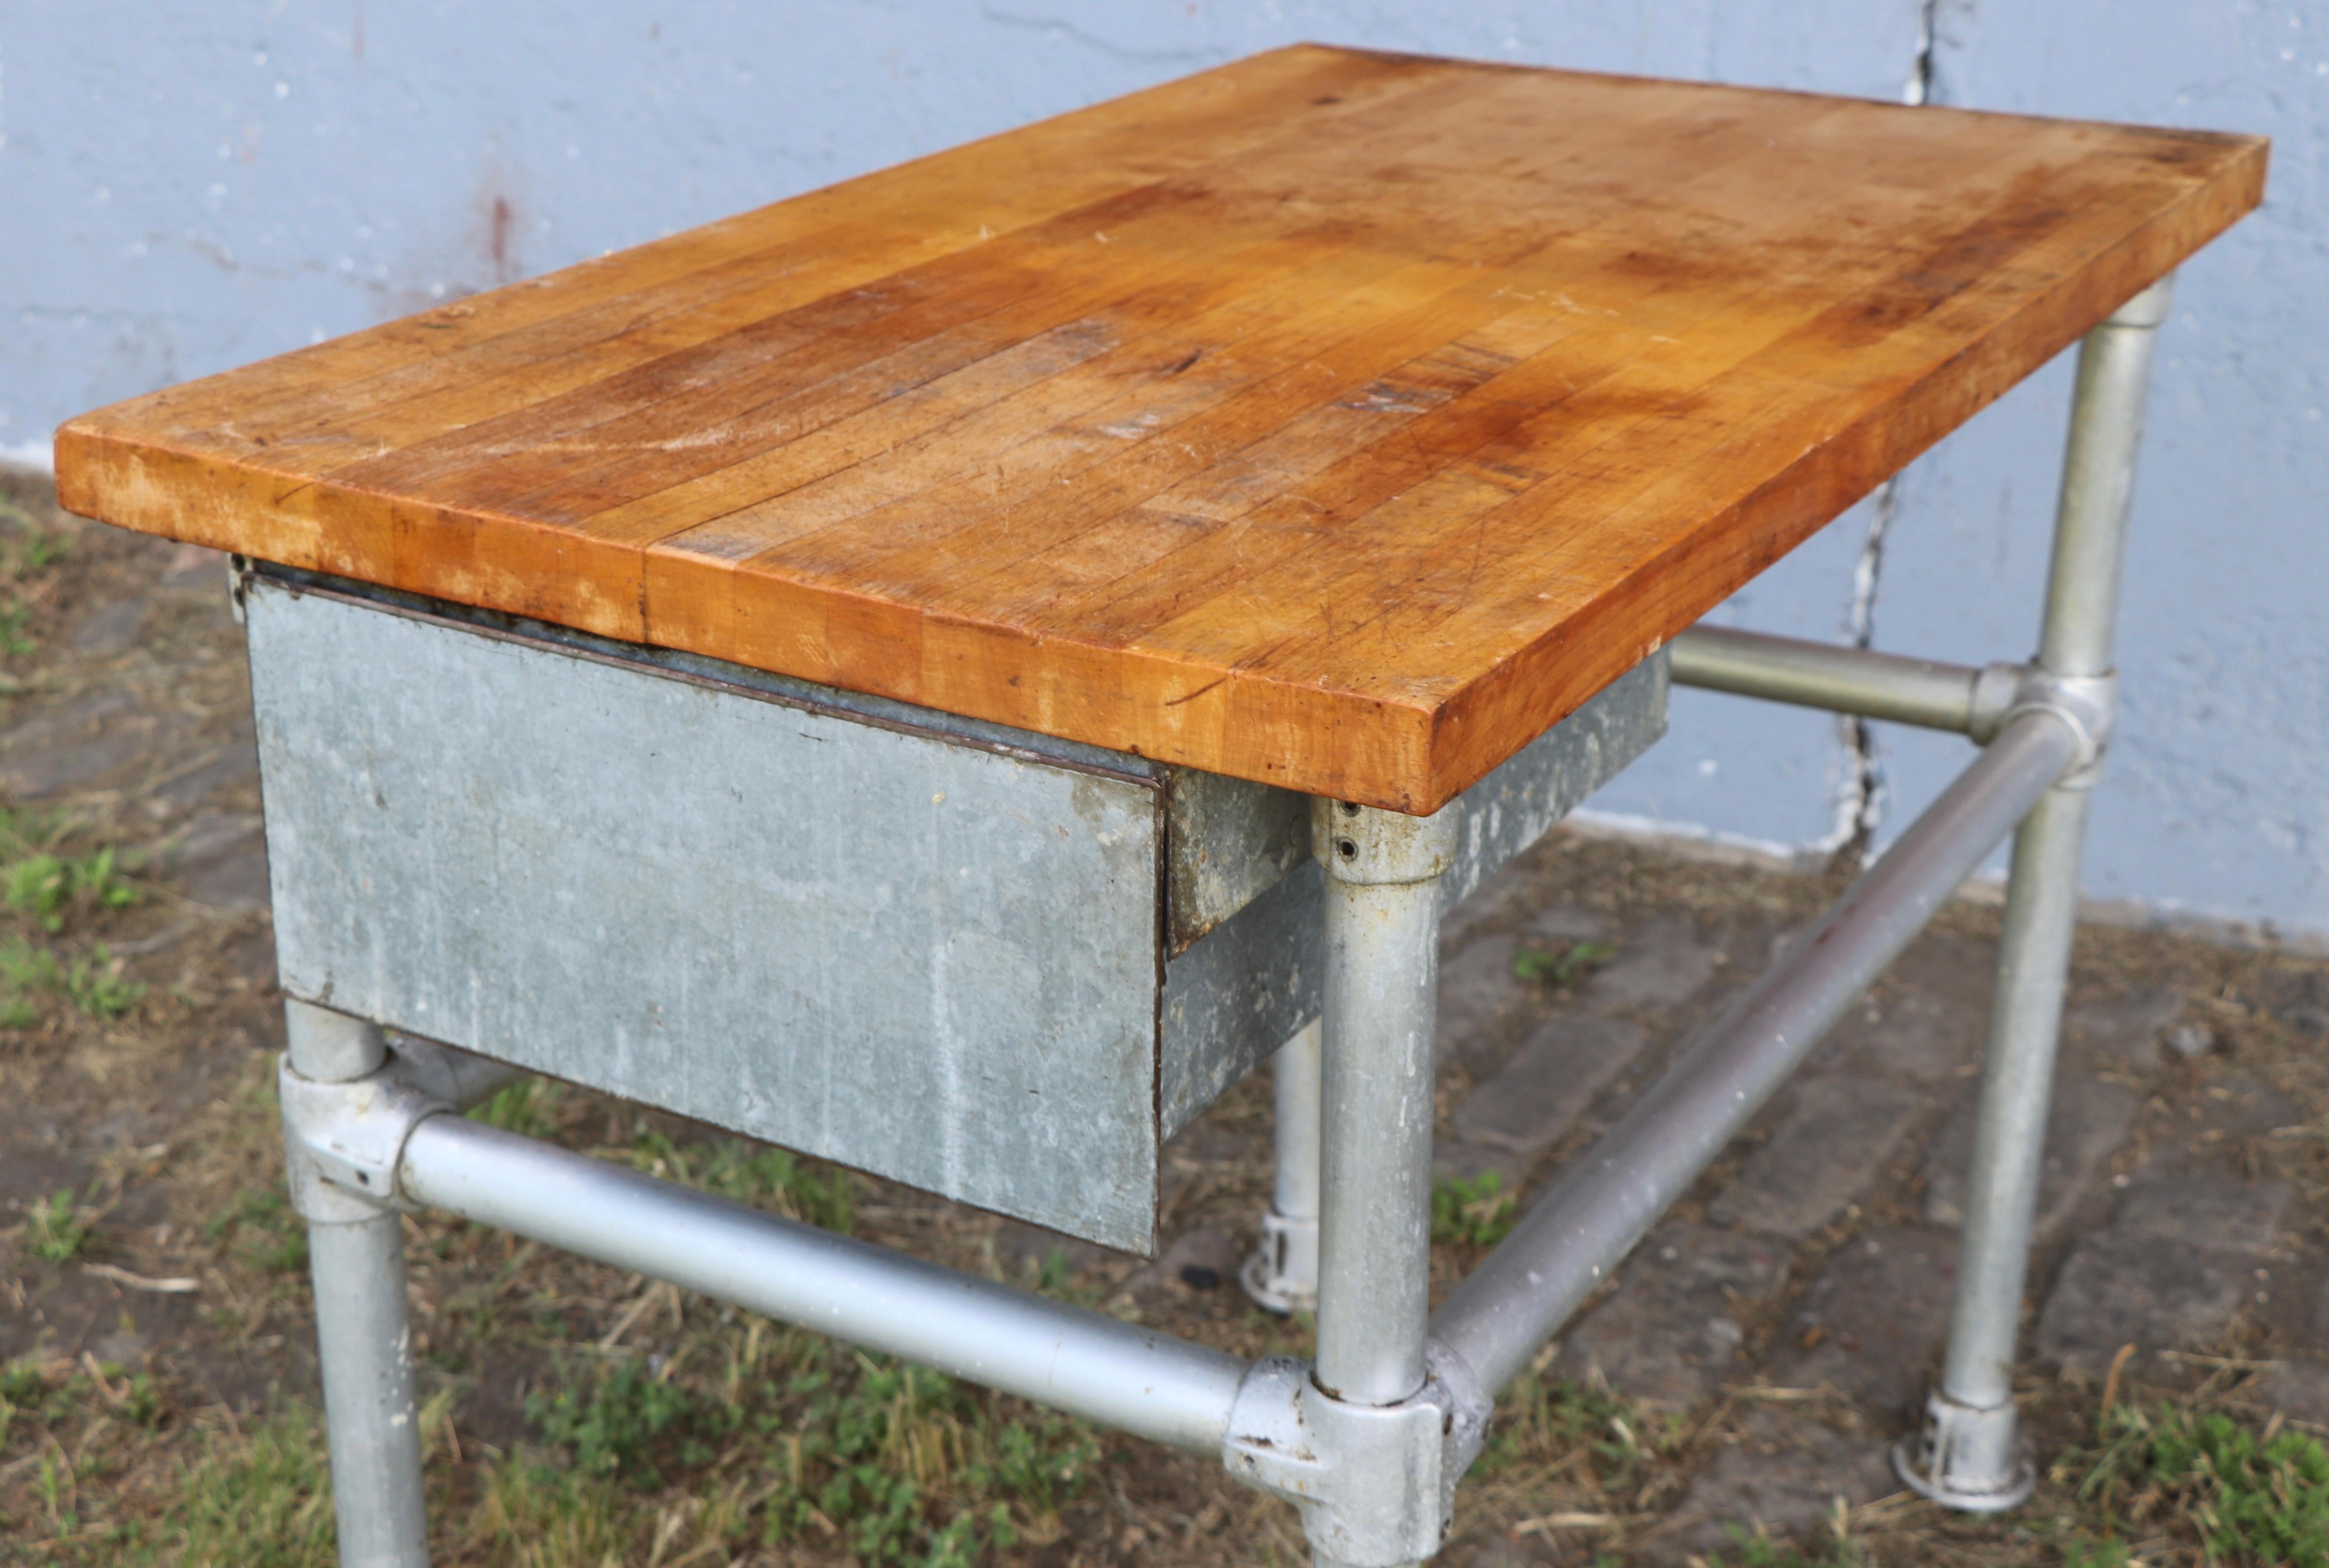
xmin=244 ymin=567 xmax=1665 ymax=1251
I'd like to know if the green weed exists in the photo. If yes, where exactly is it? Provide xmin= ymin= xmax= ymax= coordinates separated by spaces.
xmin=1432 ymin=1170 xmax=1518 ymax=1246
xmin=1707 ymin=1521 xmax=1863 ymax=1566
xmin=5 ymin=845 xmax=139 ymax=931
xmin=1512 ymin=938 xmax=1616 ymax=988
xmin=0 ymin=936 xmax=144 ymax=1024
xmin=0 ymin=1358 xmax=69 ymax=1447
xmin=0 ymin=498 xmax=67 ymax=576
xmin=1479 ymin=1371 xmax=1675 ymax=1482
xmin=469 ymin=1076 xmax=563 ymax=1138
xmin=631 ymin=1128 xmax=856 ymax=1233
xmin=0 ymin=598 xmax=31 ymax=659
xmin=153 ymin=1409 xmax=335 ymax=1568
xmin=525 ymin=1357 xmax=727 ymax=1490
xmin=476 ymin=1457 xmax=630 ymax=1566
xmin=23 ymin=1189 xmax=91 ymax=1264
xmin=2068 ymin=1400 xmax=2329 ymax=1565
xmin=207 ymin=1186 xmax=308 ymax=1275
xmin=518 ymin=1342 xmax=1097 ymax=1565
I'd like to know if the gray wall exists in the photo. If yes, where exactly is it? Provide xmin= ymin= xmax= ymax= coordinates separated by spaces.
xmin=3 ymin=3 xmax=2321 ymax=935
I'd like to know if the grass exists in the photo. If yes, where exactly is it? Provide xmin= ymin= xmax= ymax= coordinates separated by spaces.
xmin=154 ymin=1409 xmax=337 ymax=1568
xmin=0 ymin=496 xmax=69 ymax=577
xmin=470 ymin=1075 xmax=563 ymax=1138
xmin=2060 ymin=1399 xmax=2329 ymax=1566
xmin=0 ymin=810 xmax=146 ymax=1028
xmin=0 ymin=497 xmax=65 ymax=660
xmin=206 ymin=1184 xmax=311 ymax=1276
xmin=0 ymin=935 xmax=146 ymax=1025
xmin=1512 ymin=938 xmax=1616 ymax=988
xmin=22 ymin=1187 xmax=92 ymax=1264
xmin=628 ymin=1126 xmax=857 ymax=1233
xmin=1433 ymin=1170 xmax=1519 ymax=1246
xmin=0 ymin=598 xmax=32 ymax=660
xmin=5 ymin=844 xmax=140 ymax=932
xmin=1479 ymin=1369 xmax=1682 ymax=1483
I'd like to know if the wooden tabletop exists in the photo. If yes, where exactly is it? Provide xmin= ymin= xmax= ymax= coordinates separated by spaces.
xmin=56 ymin=47 xmax=2264 ymax=811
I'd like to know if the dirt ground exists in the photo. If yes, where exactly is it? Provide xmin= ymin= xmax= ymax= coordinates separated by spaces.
xmin=3 ymin=466 xmax=2329 ymax=1566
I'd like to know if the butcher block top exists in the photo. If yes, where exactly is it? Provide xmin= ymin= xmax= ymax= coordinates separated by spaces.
xmin=55 ymin=46 xmax=2264 ymax=811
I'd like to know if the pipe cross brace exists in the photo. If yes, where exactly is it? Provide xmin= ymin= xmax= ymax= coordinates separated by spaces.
xmin=1222 ymin=1346 xmax=1493 ymax=1567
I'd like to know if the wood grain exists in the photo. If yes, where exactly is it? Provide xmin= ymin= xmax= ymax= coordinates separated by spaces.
xmin=55 ymin=47 xmax=2267 ymax=811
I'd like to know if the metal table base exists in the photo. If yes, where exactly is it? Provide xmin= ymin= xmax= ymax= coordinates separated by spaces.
xmin=281 ymin=281 xmax=2168 ymax=1565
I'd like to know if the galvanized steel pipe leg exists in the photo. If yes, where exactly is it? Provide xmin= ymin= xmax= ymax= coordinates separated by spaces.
xmin=1244 ymin=1018 xmax=1324 ymax=1313
xmin=1897 ymin=276 xmax=2172 ymax=1511
xmin=285 ymin=1000 xmax=431 ymax=1567
xmin=1306 ymin=800 xmax=1457 ymax=1563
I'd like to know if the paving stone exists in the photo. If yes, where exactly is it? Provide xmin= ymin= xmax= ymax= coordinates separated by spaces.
xmin=161 ymin=812 xmax=265 ymax=874
xmin=1522 ymin=902 xmax=1608 ymax=944
xmin=1768 ymin=1227 xmax=1956 ymax=1418
xmin=1580 ymin=917 xmax=1718 ymax=1012
xmin=186 ymin=850 xmax=270 ymax=912
xmin=2178 ymin=1074 xmax=2306 ymax=1144
xmin=1824 ymin=989 xmax=1981 ymax=1085
xmin=1557 ymin=1222 xmax=1789 ymax=1412
xmin=150 ymin=734 xmax=259 ymax=816
xmin=2034 ymin=1228 xmax=2251 ymax=1373
xmin=1451 ymin=1014 xmax=1651 ymax=1153
xmin=1635 ymin=1409 xmax=1897 ymax=1566
xmin=2031 ymin=1171 xmax=2290 ymax=1373
xmin=2114 ymin=1172 xmax=2290 ymax=1254
xmin=0 ymin=692 xmax=147 ymax=797
xmin=1921 ymin=1074 xmax=2139 ymax=1239
xmin=68 ymin=598 xmax=149 ymax=656
xmin=1708 ymin=1076 xmax=1927 ymax=1240
xmin=2244 ymin=1361 xmax=2329 ymax=1427
xmin=1437 ymin=934 xmax=1529 ymax=1069
xmin=1432 ymin=1136 xmax=1522 ymax=1196
xmin=2065 ymin=986 xmax=2183 ymax=1072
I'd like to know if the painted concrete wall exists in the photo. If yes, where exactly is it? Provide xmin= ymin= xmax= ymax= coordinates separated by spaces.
xmin=1 ymin=3 xmax=2321 ymax=934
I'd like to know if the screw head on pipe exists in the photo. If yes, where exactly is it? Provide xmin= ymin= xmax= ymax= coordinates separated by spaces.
xmin=1310 ymin=799 xmax=1458 ymax=886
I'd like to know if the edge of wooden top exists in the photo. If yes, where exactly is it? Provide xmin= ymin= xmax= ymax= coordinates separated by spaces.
xmin=53 ymin=50 xmax=2273 ymax=814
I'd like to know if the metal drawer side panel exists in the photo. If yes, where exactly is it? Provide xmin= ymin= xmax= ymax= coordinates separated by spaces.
xmin=1158 ymin=653 xmax=1668 ymax=1138
xmin=248 ymin=581 xmax=1165 ymax=1251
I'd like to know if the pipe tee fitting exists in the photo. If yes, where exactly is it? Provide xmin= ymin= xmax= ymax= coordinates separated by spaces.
xmin=1224 ymin=1346 xmax=1492 ymax=1567
xmin=279 ymin=1051 xmax=453 ymax=1225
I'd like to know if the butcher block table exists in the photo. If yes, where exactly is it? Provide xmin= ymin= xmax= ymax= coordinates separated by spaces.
xmin=55 ymin=46 xmax=2263 ymax=1567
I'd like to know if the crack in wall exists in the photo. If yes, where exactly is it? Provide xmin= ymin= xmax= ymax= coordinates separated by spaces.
xmin=1906 ymin=0 xmax=1940 ymax=107
xmin=1825 ymin=476 xmax=1901 ymax=865
xmin=1822 ymin=6 xmax=1941 ymax=865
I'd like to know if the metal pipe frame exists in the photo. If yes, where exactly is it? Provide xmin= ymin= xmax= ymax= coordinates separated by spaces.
xmin=1242 ymin=1018 xmax=1323 ymax=1313
xmin=1668 ymin=624 xmax=2018 ymax=736
xmin=284 ymin=1000 xmax=430 ymax=1568
xmin=280 ymin=281 xmax=2174 ymax=1561
xmin=1312 ymin=800 xmax=1454 ymax=1412
xmin=282 ymin=697 xmax=2080 ymax=1563
xmin=1432 ymin=707 xmax=2083 ymax=1393
xmin=398 ymin=1117 xmax=1249 ymax=1453
xmin=1892 ymin=275 xmax=2174 ymax=1510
